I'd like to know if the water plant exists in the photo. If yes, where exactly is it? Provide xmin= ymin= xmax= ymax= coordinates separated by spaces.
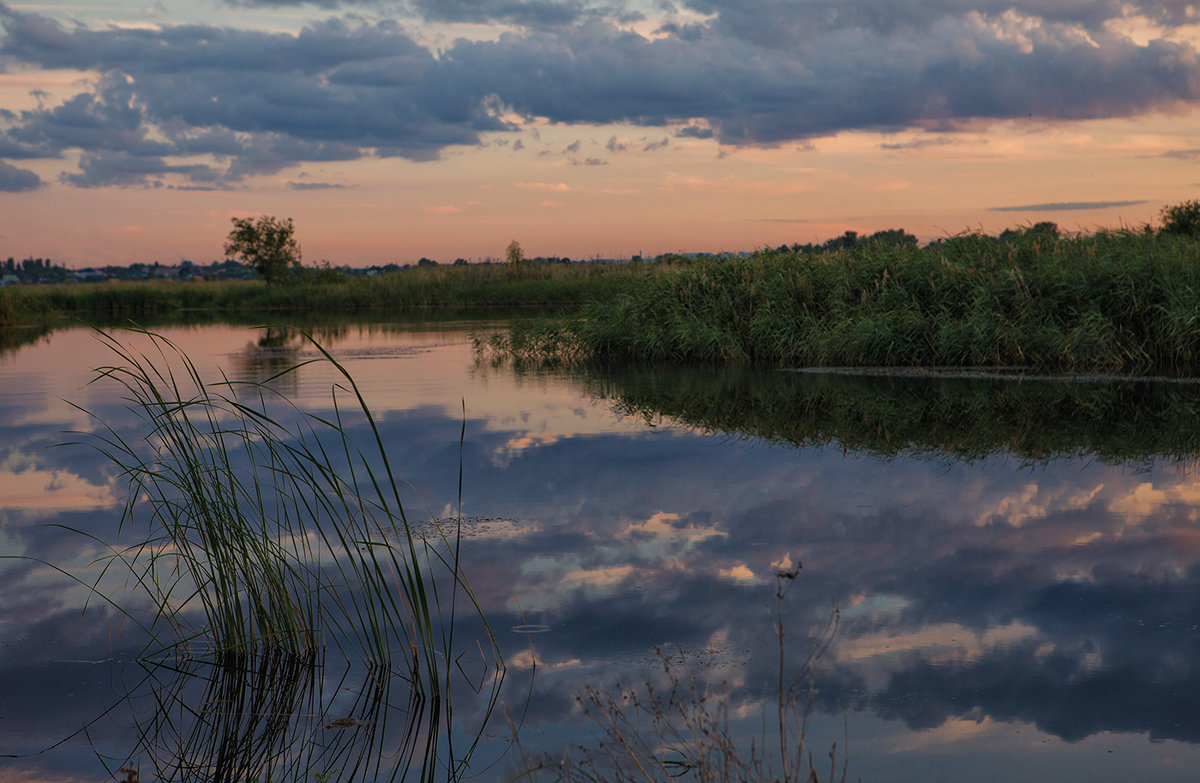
xmin=488 ymin=228 xmax=1200 ymax=372
xmin=51 ymin=327 xmax=504 ymax=780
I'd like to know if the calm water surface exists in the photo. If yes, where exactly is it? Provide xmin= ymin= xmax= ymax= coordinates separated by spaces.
xmin=2 ymin=322 xmax=1200 ymax=782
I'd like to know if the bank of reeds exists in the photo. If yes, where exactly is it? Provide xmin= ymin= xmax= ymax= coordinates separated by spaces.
xmin=492 ymin=229 xmax=1200 ymax=372
xmin=6 ymin=260 xmax=658 ymax=323
xmin=0 ymin=287 xmax=55 ymax=327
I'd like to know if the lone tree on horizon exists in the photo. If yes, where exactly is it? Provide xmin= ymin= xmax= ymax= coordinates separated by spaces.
xmin=506 ymin=239 xmax=524 ymax=265
xmin=225 ymin=216 xmax=301 ymax=284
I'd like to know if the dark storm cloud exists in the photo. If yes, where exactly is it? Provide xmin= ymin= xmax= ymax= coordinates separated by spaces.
xmin=3 ymin=0 xmax=1200 ymax=187
xmin=410 ymin=0 xmax=588 ymax=26
xmin=683 ymin=0 xmax=1200 ymax=41
xmin=0 ymin=7 xmax=507 ymax=184
xmin=0 ymin=158 xmax=41 ymax=190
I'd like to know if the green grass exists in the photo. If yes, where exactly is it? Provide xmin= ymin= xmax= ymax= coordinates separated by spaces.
xmin=491 ymin=229 xmax=1200 ymax=373
xmin=2 ymin=261 xmax=661 ymax=324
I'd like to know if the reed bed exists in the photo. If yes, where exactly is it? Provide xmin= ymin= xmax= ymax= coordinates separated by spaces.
xmin=491 ymin=229 xmax=1200 ymax=372
xmin=8 ymin=261 xmax=657 ymax=322
xmin=72 ymin=328 xmax=501 ymax=688
xmin=25 ymin=327 xmax=508 ymax=782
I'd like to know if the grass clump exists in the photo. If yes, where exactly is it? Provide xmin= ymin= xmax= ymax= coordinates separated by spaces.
xmin=72 ymin=327 xmax=499 ymax=685
xmin=490 ymin=228 xmax=1200 ymax=372
xmin=10 ymin=328 xmax=513 ymax=783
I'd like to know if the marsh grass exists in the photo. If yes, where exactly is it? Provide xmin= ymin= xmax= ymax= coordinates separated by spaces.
xmin=490 ymin=230 xmax=1200 ymax=372
xmin=7 ymin=261 xmax=660 ymax=323
xmin=56 ymin=324 xmax=501 ymax=702
xmin=29 ymin=326 xmax=509 ymax=781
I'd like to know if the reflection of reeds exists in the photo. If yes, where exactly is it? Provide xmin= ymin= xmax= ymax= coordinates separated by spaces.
xmin=100 ymin=649 xmax=461 ymax=783
xmin=494 ymin=359 xmax=1200 ymax=465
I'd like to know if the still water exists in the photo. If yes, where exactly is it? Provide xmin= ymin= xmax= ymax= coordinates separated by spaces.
xmin=2 ymin=321 xmax=1200 ymax=782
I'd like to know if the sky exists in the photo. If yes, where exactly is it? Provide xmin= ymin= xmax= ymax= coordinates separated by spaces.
xmin=2 ymin=1 xmax=1200 ymax=266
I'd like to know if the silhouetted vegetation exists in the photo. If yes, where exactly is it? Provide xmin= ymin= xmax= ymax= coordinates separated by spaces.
xmin=225 ymin=215 xmax=302 ymax=284
xmin=0 ymin=259 xmax=666 ymax=327
xmin=14 ymin=205 xmax=1200 ymax=376
xmin=1160 ymin=200 xmax=1200 ymax=238
xmin=492 ymin=220 xmax=1200 ymax=373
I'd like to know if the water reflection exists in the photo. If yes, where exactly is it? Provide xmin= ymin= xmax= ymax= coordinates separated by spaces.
xmin=565 ymin=362 xmax=1200 ymax=464
xmin=4 ymin=323 xmax=1200 ymax=781
xmin=104 ymin=652 xmax=468 ymax=783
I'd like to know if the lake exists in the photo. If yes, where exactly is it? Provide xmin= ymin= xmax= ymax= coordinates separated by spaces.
xmin=3 ymin=320 xmax=1200 ymax=782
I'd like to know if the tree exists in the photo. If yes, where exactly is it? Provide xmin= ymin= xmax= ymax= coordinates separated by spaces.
xmin=506 ymin=239 xmax=524 ymax=265
xmin=1160 ymin=200 xmax=1200 ymax=237
xmin=224 ymin=216 xmax=301 ymax=284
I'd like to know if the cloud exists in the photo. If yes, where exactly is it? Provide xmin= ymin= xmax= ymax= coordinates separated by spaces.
xmin=0 ymin=158 xmax=42 ymax=191
xmin=515 ymin=181 xmax=572 ymax=190
xmin=676 ymin=123 xmax=714 ymax=139
xmin=4 ymin=1 xmax=1200 ymax=187
xmin=989 ymin=200 xmax=1147 ymax=212
xmin=408 ymin=0 xmax=588 ymax=27
xmin=878 ymin=136 xmax=960 ymax=151
xmin=0 ymin=9 xmax=505 ymax=185
xmin=1162 ymin=147 xmax=1200 ymax=159
xmin=287 ymin=180 xmax=347 ymax=190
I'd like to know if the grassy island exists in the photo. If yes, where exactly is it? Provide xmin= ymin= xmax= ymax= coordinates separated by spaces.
xmin=493 ymin=223 xmax=1200 ymax=373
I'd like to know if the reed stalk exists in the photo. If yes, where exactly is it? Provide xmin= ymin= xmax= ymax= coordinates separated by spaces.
xmin=72 ymin=327 xmax=501 ymax=689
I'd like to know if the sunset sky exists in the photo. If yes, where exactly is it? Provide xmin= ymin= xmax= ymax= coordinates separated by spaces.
xmin=2 ymin=1 xmax=1200 ymax=267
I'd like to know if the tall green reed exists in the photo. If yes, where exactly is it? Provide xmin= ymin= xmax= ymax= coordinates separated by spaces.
xmin=74 ymin=328 xmax=501 ymax=695
xmin=489 ymin=230 xmax=1200 ymax=372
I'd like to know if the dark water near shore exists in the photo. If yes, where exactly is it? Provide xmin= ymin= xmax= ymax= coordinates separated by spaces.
xmin=3 ymin=321 xmax=1200 ymax=781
